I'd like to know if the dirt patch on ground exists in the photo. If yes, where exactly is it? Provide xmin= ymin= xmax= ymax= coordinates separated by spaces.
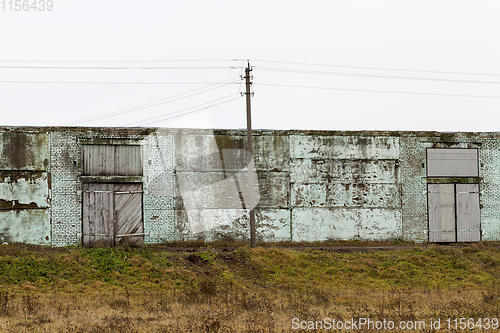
xmin=1 ymin=242 xmax=499 ymax=255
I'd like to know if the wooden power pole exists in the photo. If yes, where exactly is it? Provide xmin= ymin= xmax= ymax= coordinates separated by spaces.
xmin=245 ymin=61 xmax=256 ymax=248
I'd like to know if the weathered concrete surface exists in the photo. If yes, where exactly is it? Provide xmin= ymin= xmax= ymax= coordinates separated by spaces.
xmin=255 ymin=209 xmax=291 ymax=242
xmin=252 ymin=135 xmax=290 ymax=172
xmin=292 ymin=208 xmax=402 ymax=241
xmin=289 ymin=134 xmax=401 ymax=242
xmin=176 ymin=209 xmax=247 ymax=240
xmin=174 ymin=131 xmax=291 ymax=239
xmin=177 ymin=172 xmax=248 ymax=209
xmin=0 ymin=171 xmax=50 ymax=209
xmin=175 ymin=133 xmax=289 ymax=172
xmin=176 ymin=208 xmax=290 ymax=242
xmin=0 ymin=132 xmax=49 ymax=170
xmin=291 ymin=183 xmax=400 ymax=208
xmin=290 ymin=135 xmax=400 ymax=160
xmin=256 ymin=172 xmax=289 ymax=208
xmin=290 ymin=159 xmax=398 ymax=184
xmin=0 ymin=210 xmax=50 ymax=245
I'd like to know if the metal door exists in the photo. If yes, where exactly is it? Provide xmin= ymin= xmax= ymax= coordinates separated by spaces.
xmin=428 ymin=184 xmax=456 ymax=242
xmin=456 ymin=184 xmax=481 ymax=242
xmin=83 ymin=183 xmax=143 ymax=246
xmin=428 ymin=183 xmax=481 ymax=242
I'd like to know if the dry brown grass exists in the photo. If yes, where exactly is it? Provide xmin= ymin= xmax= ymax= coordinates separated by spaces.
xmin=0 ymin=289 xmax=498 ymax=332
xmin=0 ymin=243 xmax=499 ymax=332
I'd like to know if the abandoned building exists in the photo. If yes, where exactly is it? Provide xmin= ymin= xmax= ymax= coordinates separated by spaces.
xmin=0 ymin=126 xmax=499 ymax=247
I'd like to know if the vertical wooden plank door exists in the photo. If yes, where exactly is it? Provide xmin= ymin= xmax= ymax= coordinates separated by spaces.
xmin=114 ymin=183 xmax=144 ymax=246
xmin=428 ymin=184 xmax=456 ymax=242
xmin=82 ymin=183 xmax=114 ymax=247
xmin=83 ymin=183 xmax=143 ymax=247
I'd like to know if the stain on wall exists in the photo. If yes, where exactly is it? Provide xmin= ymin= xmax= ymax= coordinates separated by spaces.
xmin=289 ymin=134 xmax=401 ymax=241
xmin=0 ymin=131 xmax=51 ymax=245
xmin=1 ymin=127 xmax=500 ymax=246
xmin=0 ymin=132 xmax=49 ymax=170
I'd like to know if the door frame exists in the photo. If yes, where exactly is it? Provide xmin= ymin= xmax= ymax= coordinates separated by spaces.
xmin=427 ymin=183 xmax=481 ymax=243
xmin=82 ymin=182 xmax=144 ymax=247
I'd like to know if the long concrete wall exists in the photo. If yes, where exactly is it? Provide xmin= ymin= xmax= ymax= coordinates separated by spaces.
xmin=1 ymin=127 xmax=500 ymax=246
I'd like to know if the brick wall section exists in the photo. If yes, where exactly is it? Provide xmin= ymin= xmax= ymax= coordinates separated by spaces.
xmin=400 ymin=132 xmax=500 ymax=242
xmin=478 ymin=139 xmax=500 ymax=240
xmin=50 ymin=130 xmax=82 ymax=246
xmin=50 ymin=127 xmax=156 ymax=246
xmin=143 ymin=132 xmax=176 ymax=243
xmin=400 ymin=135 xmax=427 ymax=242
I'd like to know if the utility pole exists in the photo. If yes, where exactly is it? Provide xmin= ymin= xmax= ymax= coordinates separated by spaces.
xmin=245 ymin=60 xmax=256 ymax=248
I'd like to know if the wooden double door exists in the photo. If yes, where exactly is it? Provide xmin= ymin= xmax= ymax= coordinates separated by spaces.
xmin=82 ymin=183 xmax=144 ymax=247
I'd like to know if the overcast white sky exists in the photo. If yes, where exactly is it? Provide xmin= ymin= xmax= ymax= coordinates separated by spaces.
xmin=1 ymin=1 xmax=499 ymax=131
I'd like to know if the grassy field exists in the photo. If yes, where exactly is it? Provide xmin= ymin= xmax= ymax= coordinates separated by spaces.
xmin=0 ymin=242 xmax=500 ymax=332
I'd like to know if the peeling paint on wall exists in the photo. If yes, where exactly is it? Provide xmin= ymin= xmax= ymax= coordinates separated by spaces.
xmin=1 ymin=127 xmax=500 ymax=246
xmin=292 ymin=208 xmax=401 ymax=242
xmin=0 ymin=171 xmax=50 ymax=209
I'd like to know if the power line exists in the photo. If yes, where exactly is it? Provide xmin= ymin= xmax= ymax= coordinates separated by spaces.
xmin=0 ymin=66 xmax=240 ymax=70
xmin=124 ymin=93 xmax=241 ymax=126
xmin=0 ymin=59 xmax=239 ymax=63
xmin=253 ymin=59 xmax=500 ymax=77
xmin=255 ymin=82 xmax=500 ymax=99
xmin=0 ymin=80 xmax=240 ymax=85
xmin=126 ymin=94 xmax=242 ymax=127
xmin=256 ymin=66 xmax=500 ymax=85
xmin=62 ymin=77 xmax=241 ymax=125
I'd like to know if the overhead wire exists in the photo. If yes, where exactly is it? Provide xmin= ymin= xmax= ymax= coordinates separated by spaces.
xmin=0 ymin=80 xmax=240 ymax=85
xmin=0 ymin=65 xmax=239 ymax=70
xmin=62 ymin=77 xmax=242 ymax=125
xmin=0 ymin=59 xmax=239 ymax=63
xmin=255 ymin=66 xmax=500 ymax=85
xmin=124 ymin=93 xmax=243 ymax=127
xmin=3 ymin=58 xmax=500 ymax=127
xmin=252 ymin=59 xmax=500 ymax=77
xmin=255 ymin=82 xmax=500 ymax=99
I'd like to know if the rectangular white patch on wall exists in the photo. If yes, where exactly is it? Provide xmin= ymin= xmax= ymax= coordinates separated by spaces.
xmin=427 ymin=148 xmax=478 ymax=177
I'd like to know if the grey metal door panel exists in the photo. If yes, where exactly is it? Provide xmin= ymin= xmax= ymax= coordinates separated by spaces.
xmin=427 ymin=183 xmax=481 ymax=243
xmin=457 ymin=231 xmax=481 ymax=242
xmin=456 ymin=184 xmax=481 ymax=242
xmin=428 ymin=184 xmax=456 ymax=242
xmin=429 ymin=231 xmax=456 ymax=243
xmin=427 ymin=149 xmax=478 ymax=177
